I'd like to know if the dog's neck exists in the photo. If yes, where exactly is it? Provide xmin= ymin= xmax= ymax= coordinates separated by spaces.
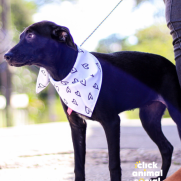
xmin=40 ymin=45 xmax=78 ymax=81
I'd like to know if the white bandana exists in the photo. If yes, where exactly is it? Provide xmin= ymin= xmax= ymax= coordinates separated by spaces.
xmin=36 ymin=48 xmax=102 ymax=117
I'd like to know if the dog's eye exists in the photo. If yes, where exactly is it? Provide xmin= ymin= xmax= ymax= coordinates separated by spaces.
xmin=27 ymin=33 xmax=34 ymax=39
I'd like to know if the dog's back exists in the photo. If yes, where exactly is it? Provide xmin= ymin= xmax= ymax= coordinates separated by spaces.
xmin=92 ymin=51 xmax=181 ymax=109
xmin=92 ymin=51 xmax=177 ymax=90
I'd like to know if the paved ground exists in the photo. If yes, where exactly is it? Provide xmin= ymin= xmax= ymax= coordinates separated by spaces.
xmin=0 ymin=118 xmax=180 ymax=181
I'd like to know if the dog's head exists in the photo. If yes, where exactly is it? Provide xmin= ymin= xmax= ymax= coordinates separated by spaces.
xmin=4 ymin=21 xmax=77 ymax=67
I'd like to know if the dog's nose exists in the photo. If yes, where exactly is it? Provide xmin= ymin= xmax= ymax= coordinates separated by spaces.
xmin=4 ymin=52 xmax=13 ymax=61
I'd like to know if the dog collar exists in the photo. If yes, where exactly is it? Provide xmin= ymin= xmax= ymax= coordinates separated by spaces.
xmin=36 ymin=47 xmax=102 ymax=117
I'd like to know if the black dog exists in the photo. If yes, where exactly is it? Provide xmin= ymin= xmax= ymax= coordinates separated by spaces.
xmin=4 ymin=21 xmax=181 ymax=181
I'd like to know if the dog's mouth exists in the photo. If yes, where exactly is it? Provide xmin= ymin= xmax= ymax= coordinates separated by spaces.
xmin=6 ymin=57 xmax=33 ymax=67
xmin=4 ymin=52 xmax=33 ymax=67
xmin=9 ymin=61 xmax=32 ymax=67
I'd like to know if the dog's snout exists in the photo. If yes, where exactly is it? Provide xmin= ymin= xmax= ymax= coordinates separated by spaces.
xmin=4 ymin=52 xmax=13 ymax=61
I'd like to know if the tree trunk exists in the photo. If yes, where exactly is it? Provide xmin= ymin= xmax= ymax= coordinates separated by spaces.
xmin=0 ymin=0 xmax=12 ymax=127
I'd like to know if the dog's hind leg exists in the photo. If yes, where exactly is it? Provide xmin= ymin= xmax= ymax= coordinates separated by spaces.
xmin=100 ymin=115 xmax=121 ymax=181
xmin=139 ymin=101 xmax=173 ymax=181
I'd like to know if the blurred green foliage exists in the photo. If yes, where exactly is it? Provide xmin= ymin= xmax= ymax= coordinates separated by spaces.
xmin=96 ymin=24 xmax=174 ymax=63
xmin=96 ymin=34 xmax=124 ymax=53
xmin=123 ymin=25 xmax=174 ymax=64
xmin=28 ymin=94 xmax=67 ymax=124
xmin=10 ymin=0 xmax=37 ymax=42
xmin=0 ymin=0 xmax=68 ymax=126
xmin=27 ymin=0 xmax=77 ymax=8
xmin=135 ymin=0 xmax=159 ymax=6
xmin=0 ymin=0 xmax=169 ymax=125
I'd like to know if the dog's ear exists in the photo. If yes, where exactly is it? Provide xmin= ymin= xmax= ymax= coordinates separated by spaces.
xmin=52 ymin=26 xmax=77 ymax=50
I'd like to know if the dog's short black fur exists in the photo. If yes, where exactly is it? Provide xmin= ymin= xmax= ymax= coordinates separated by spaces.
xmin=4 ymin=21 xmax=181 ymax=181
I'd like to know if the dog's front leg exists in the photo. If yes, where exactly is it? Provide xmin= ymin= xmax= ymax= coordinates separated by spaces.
xmin=61 ymin=100 xmax=87 ymax=181
xmin=101 ymin=115 xmax=121 ymax=181
xmin=69 ymin=114 xmax=87 ymax=181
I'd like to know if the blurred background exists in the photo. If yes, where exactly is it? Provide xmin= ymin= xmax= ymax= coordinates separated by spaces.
xmin=0 ymin=0 xmax=174 ymax=127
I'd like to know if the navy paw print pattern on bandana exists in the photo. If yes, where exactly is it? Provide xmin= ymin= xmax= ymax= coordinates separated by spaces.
xmin=41 ymin=70 xmax=46 ymax=76
xmin=61 ymin=81 xmax=69 ymax=85
xmin=80 ymin=79 xmax=86 ymax=86
xmin=36 ymin=47 xmax=102 ymax=117
xmin=93 ymin=83 xmax=99 ymax=90
xmin=55 ymin=85 xmax=59 ymax=92
xmin=38 ymin=83 xmax=46 ymax=88
xmin=85 ymin=106 xmax=92 ymax=114
xmin=71 ymin=67 xmax=77 ymax=74
xmin=72 ymin=78 xmax=79 ymax=84
xmin=82 ymin=63 xmax=89 ymax=69
xmin=75 ymin=91 xmax=81 ymax=97
xmin=88 ymin=93 xmax=93 ymax=100
xmin=66 ymin=86 xmax=71 ymax=93
xmin=72 ymin=99 xmax=78 ymax=106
